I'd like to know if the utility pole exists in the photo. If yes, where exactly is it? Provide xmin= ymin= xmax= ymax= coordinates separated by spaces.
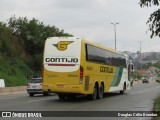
xmin=138 ymin=41 xmax=143 ymax=70
xmin=111 ymin=23 xmax=119 ymax=51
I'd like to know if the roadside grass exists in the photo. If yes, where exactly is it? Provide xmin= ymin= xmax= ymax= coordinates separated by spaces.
xmin=156 ymin=80 xmax=160 ymax=83
xmin=152 ymin=96 xmax=160 ymax=120
xmin=155 ymin=97 xmax=160 ymax=111
xmin=153 ymin=79 xmax=160 ymax=120
xmin=0 ymin=55 xmax=33 ymax=87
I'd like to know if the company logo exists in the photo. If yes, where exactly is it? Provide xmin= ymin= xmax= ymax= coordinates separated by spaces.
xmin=53 ymin=41 xmax=73 ymax=51
xmin=100 ymin=66 xmax=113 ymax=73
xmin=46 ymin=57 xmax=78 ymax=63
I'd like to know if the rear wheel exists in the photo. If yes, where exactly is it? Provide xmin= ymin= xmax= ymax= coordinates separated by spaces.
xmin=98 ymin=84 xmax=104 ymax=99
xmin=88 ymin=84 xmax=98 ymax=100
xmin=58 ymin=94 xmax=67 ymax=101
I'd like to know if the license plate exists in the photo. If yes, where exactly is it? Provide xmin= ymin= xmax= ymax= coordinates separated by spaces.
xmin=31 ymin=85 xmax=37 ymax=89
xmin=57 ymin=85 xmax=64 ymax=88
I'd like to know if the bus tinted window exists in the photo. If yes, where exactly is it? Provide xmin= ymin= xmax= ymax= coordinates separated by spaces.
xmin=86 ymin=44 xmax=126 ymax=68
xmin=95 ymin=47 xmax=105 ymax=64
xmin=87 ymin=45 xmax=96 ymax=62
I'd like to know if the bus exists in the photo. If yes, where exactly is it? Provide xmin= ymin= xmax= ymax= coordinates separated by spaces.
xmin=42 ymin=37 xmax=133 ymax=100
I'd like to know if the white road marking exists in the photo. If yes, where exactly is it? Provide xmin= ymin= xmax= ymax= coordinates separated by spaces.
xmin=0 ymin=96 xmax=18 ymax=100
xmin=27 ymin=97 xmax=54 ymax=103
xmin=132 ymin=85 xmax=141 ymax=88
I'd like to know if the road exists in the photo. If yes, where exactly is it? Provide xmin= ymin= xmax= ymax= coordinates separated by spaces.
xmin=0 ymin=82 xmax=160 ymax=120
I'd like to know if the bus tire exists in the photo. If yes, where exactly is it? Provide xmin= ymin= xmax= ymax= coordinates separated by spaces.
xmin=98 ymin=83 xmax=104 ymax=99
xmin=29 ymin=93 xmax=34 ymax=97
xmin=120 ymin=83 xmax=126 ymax=94
xmin=58 ymin=94 xmax=67 ymax=101
xmin=43 ymin=92 xmax=49 ymax=96
xmin=131 ymin=80 xmax=133 ymax=86
xmin=67 ymin=94 xmax=76 ymax=100
xmin=88 ymin=84 xmax=98 ymax=100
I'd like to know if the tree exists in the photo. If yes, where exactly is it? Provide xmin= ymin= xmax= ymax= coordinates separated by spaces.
xmin=8 ymin=16 xmax=73 ymax=55
xmin=0 ymin=22 xmax=13 ymax=55
xmin=7 ymin=16 xmax=73 ymax=70
xmin=139 ymin=0 xmax=160 ymax=38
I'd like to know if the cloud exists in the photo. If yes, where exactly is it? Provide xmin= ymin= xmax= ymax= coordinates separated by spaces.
xmin=0 ymin=0 xmax=159 ymax=52
xmin=53 ymin=0 xmax=95 ymax=9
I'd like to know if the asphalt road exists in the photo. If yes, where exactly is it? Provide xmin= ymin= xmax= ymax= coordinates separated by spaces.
xmin=0 ymin=82 xmax=160 ymax=120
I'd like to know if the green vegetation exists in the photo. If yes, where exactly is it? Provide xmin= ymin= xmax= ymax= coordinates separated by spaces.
xmin=140 ymin=1 xmax=160 ymax=118
xmin=156 ymin=80 xmax=160 ymax=83
xmin=155 ymin=96 xmax=160 ymax=111
xmin=152 ymin=62 xmax=160 ymax=79
xmin=0 ymin=55 xmax=32 ymax=87
xmin=153 ymin=96 xmax=160 ymax=120
xmin=152 ymin=62 xmax=160 ymax=120
xmin=132 ymin=71 xmax=143 ymax=80
xmin=152 ymin=62 xmax=160 ymax=69
xmin=0 ymin=16 xmax=72 ymax=87
xmin=139 ymin=0 xmax=160 ymax=38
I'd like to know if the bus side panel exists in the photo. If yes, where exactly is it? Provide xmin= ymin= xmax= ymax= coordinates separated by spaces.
xmin=82 ymin=62 xmax=116 ymax=94
xmin=81 ymin=41 xmax=119 ymax=95
xmin=108 ymin=67 xmax=129 ymax=92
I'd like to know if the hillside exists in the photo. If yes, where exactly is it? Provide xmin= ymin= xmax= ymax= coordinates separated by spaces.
xmin=0 ymin=16 xmax=72 ymax=87
xmin=122 ymin=51 xmax=160 ymax=69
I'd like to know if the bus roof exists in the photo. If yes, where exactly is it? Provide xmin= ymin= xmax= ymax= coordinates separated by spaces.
xmin=81 ymin=38 xmax=126 ymax=57
xmin=46 ymin=37 xmax=126 ymax=57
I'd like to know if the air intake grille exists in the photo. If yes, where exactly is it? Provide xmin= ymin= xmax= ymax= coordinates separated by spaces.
xmin=84 ymin=76 xmax=89 ymax=91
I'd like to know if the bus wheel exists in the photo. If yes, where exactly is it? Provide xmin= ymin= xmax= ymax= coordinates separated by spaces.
xmin=98 ymin=84 xmax=104 ymax=99
xmin=89 ymin=84 xmax=98 ymax=100
xmin=29 ymin=93 xmax=34 ymax=97
xmin=58 ymin=94 xmax=67 ymax=101
xmin=43 ymin=92 xmax=49 ymax=96
xmin=120 ymin=83 xmax=126 ymax=94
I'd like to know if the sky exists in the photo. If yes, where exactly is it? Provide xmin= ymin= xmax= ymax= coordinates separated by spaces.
xmin=0 ymin=0 xmax=160 ymax=53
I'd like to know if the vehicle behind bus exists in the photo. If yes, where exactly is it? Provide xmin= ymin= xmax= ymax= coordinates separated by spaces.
xmin=27 ymin=74 xmax=49 ymax=97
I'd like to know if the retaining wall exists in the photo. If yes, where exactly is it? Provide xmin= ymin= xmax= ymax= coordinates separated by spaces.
xmin=0 ymin=86 xmax=26 ymax=95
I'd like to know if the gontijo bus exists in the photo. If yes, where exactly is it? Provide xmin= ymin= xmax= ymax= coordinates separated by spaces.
xmin=42 ymin=37 xmax=133 ymax=100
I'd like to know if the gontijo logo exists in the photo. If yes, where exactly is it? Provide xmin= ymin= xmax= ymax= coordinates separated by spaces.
xmin=52 ymin=41 xmax=73 ymax=51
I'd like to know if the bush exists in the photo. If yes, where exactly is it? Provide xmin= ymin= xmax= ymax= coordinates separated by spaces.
xmin=156 ymin=80 xmax=160 ymax=83
xmin=0 ymin=55 xmax=33 ymax=87
xmin=0 ymin=16 xmax=73 ymax=86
